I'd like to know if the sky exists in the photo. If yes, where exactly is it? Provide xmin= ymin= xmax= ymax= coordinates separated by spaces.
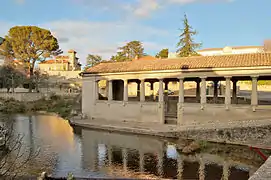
xmin=0 ymin=0 xmax=270 ymax=65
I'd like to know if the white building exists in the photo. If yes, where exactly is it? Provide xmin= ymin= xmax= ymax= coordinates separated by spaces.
xmin=169 ymin=45 xmax=264 ymax=58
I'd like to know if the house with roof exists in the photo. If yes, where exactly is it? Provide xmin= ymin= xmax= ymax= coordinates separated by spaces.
xmin=168 ymin=45 xmax=264 ymax=58
xmin=81 ymin=52 xmax=271 ymax=126
xmin=38 ymin=49 xmax=82 ymax=79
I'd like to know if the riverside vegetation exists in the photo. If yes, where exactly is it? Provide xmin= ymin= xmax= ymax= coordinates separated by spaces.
xmin=0 ymin=94 xmax=75 ymax=119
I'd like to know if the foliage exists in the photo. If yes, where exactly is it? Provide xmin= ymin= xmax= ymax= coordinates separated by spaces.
xmin=0 ymin=122 xmax=39 ymax=179
xmin=176 ymin=14 xmax=201 ymax=57
xmin=0 ymin=66 xmax=26 ymax=92
xmin=155 ymin=48 xmax=169 ymax=59
xmin=85 ymin=54 xmax=102 ymax=70
xmin=0 ymin=37 xmax=4 ymax=45
xmin=0 ymin=26 xmax=62 ymax=91
xmin=0 ymin=95 xmax=74 ymax=119
xmin=110 ymin=41 xmax=144 ymax=61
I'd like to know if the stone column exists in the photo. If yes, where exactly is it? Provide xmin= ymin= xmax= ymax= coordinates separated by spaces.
xmin=140 ymin=79 xmax=145 ymax=102
xmin=222 ymin=162 xmax=229 ymax=180
xmin=251 ymin=76 xmax=258 ymax=112
xmin=213 ymin=80 xmax=219 ymax=103
xmin=123 ymin=79 xmax=128 ymax=102
xmin=200 ymin=77 xmax=207 ymax=110
xmin=159 ymin=79 xmax=164 ymax=102
xmin=158 ymin=79 xmax=165 ymax=124
xmin=139 ymin=150 xmax=145 ymax=172
xmin=232 ymin=79 xmax=238 ymax=104
xmin=177 ymin=78 xmax=184 ymax=125
xmin=108 ymin=80 xmax=113 ymax=101
xmin=196 ymin=79 xmax=201 ymax=102
xmin=225 ymin=77 xmax=231 ymax=110
xmin=107 ymin=145 xmax=113 ymax=166
xmin=122 ymin=148 xmax=128 ymax=171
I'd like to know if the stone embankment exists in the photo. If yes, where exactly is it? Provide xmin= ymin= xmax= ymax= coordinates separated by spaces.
xmin=249 ymin=156 xmax=271 ymax=180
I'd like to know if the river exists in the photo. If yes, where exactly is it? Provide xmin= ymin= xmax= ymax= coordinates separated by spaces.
xmin=0 ymin=114 xmax=269 ymax=179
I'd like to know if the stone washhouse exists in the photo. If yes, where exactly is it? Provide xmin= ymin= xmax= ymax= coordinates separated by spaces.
xmin=81 ymin=53 xmax=271 ymax=125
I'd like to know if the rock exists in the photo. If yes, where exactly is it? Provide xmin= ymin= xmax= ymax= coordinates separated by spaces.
xmin=182 ymin=141 xmax=201 ymax=154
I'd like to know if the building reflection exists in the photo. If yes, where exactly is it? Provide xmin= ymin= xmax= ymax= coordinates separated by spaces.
xmin=81 ymin=129 xmax=257 ymax=180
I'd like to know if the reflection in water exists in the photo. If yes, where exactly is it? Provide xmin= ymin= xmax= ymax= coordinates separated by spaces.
xmin=0 ymin=115 xmax=268 ymax=179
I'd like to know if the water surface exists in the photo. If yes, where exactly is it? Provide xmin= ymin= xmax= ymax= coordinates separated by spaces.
xmin=0 ymin=115 xmax=268 ymax=179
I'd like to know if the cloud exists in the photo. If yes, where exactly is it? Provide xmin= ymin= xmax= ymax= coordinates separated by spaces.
xmin=43 ymin=20 xmax=169 ymax=64
xmin=72 ymin=0 xmax=234 ymax=18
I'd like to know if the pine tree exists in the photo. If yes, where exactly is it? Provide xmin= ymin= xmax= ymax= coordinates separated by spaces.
xmin=176 ymin=14 xmax=201 ymax=57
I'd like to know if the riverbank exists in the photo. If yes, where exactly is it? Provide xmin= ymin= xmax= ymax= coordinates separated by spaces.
xmin=0 ymin=94 xmax=75 ymax=119
xmin=70 ymin=117 xmax=271 ymax=148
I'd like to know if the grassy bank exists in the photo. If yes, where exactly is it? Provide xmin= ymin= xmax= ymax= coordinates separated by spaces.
xmin=0 ymin=94 xmax=76 ymax=119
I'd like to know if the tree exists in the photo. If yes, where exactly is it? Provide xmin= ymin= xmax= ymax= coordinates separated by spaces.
xmin=155 ymin=48 xmax=169 ymax=59
xmin=110 ymin=41 xmax=144 ymax=61
xmin=110 ymin=51 xmax=127 ymax=62
xmin=0 ymin=37 xmax=4 ymax=45
xmin=0 ymin=122 xmax=39 ymax=179
xmin=176 ymin=14 xmax=201 ymax=57
xmin=0 ymin=66 xmax=26 ymax=93
xmin=85 ymin=54 xmax=102 ymax=70
xmin=0 ymin=26 xmax=62 ymax=92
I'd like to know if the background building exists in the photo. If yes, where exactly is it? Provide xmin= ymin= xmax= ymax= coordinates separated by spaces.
xmin=168 ymin=45 xmax=264 ymax=58
xmin=38 ymin=49 xmax=81 ymax=72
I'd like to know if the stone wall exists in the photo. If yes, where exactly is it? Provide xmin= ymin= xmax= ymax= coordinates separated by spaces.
xmin=0 ymin=92 xmax=45 ymax=102
xmin=92 ymin=101 xmax=164 ymax=123
xmin=179 ymin=124 xmax=271 ymax=148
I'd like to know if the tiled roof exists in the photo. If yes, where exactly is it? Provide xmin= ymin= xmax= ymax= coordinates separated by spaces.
xmin=198 ymin=46 xmax=262 ymax=52
xmin=133 ymin=56 xmax=158 ymax=61
xmin=40 ymin=59 xmax=69 ymax=64
xmin=84 ymin=53 xmax=271 ymax=74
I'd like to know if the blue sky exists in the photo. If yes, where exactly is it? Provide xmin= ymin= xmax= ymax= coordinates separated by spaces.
xmin=0 ymin=0 xmax=270 ymax=65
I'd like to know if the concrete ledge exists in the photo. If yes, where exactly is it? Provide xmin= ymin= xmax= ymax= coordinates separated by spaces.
xmin=249 ymin=156 xmax=271 ymax=180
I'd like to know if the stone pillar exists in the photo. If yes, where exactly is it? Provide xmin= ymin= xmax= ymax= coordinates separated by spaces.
xmin=158 ymin=79 xmax=165 ymax=124
xmin=199 ymin=158 xmax=205 ymax=180
xmin=139 ymin=150 xmax=145 ymax=172
xmin=108 ymin=80 xmax=113 ymax=101
xmin=200 ymin=77 xmax=207 ymax=110
xmin=159 ymin=79 xmax=164 ymax=102
xmin=232 ymin=79 xmax=238 ymax=104
xmin=222 ymin=162 xmax=229 ymax=180
xmin=213 ymin=80 xmax=218 ymax=103
xmin=122 ymin=148 xmax=128 ymax=171
xmin=177 ymin=78 xmax=184 ymax=125
xmin=107 ymin=145 xmax=113 ymax=166
xmin=251 ymin=76 xmax=258 ymax=112
xmin=140 ymin=79 xmax=145 ymax=102
xmin=225 ymin=77 xmax=231 ymax=110
xmin=123 ymin=79 xmax=128 ymax=102
xmin=196 ymin=79 xmax=201 ymax=102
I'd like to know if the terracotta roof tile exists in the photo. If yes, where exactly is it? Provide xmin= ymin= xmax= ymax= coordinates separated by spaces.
xmin=84 ymin=53 xmax=271 ymax=74
xmin=40 ymin=59 xmax=69 ymax=64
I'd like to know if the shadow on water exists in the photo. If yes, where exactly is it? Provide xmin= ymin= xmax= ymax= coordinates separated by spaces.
xmin=0 ymin=114 xmax=269 ymax=179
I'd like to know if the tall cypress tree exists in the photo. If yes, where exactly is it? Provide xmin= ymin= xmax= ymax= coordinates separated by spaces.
xmin=176 ymin=14 xmax=201 ymax=57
